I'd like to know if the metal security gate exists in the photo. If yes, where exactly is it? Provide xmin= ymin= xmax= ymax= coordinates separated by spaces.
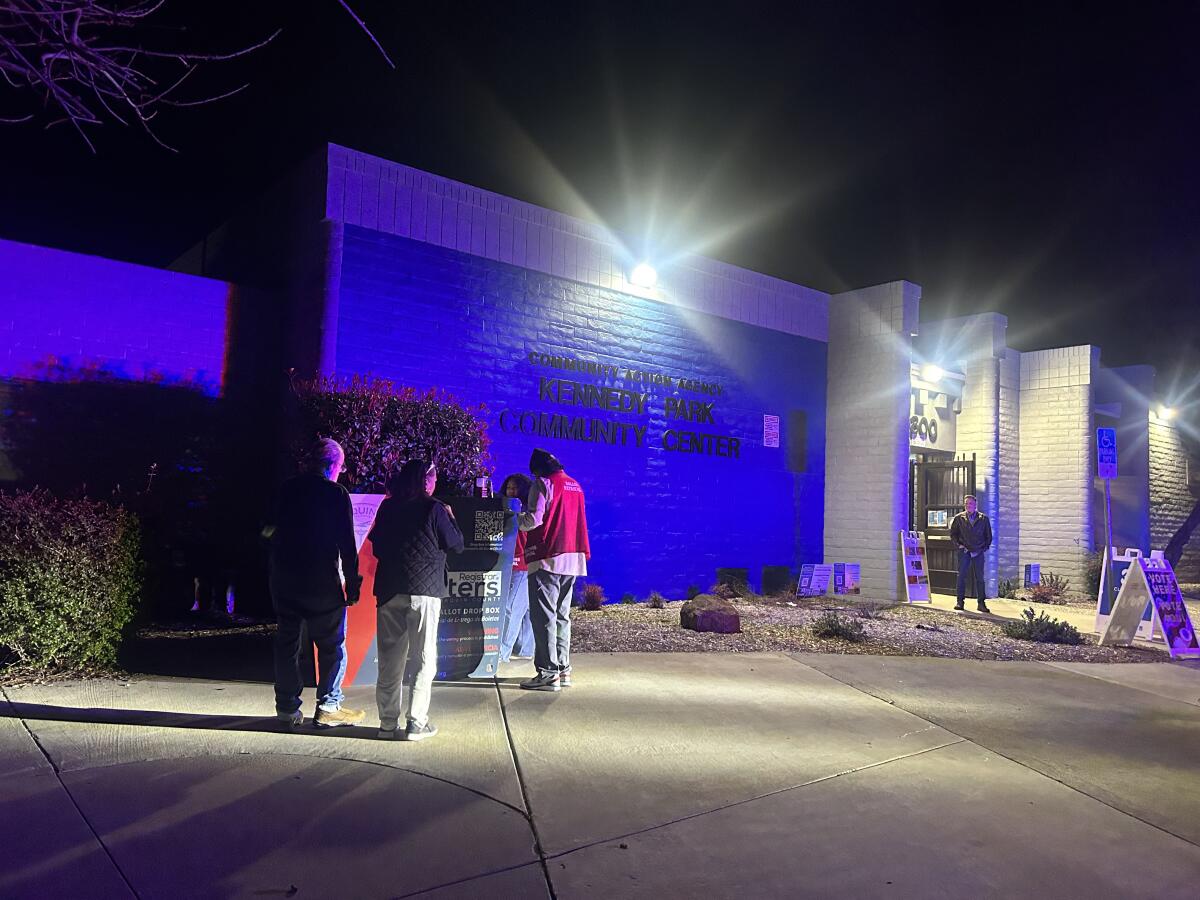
xmin=910 ymin=455 xmax=976 ymax=594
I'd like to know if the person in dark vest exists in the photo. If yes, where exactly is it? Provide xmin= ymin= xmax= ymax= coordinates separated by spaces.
xmin=497 ymin=473 xmax=536 ymax=662
xmin=368 ymin=459 xmax=464 ymax=741
xmin=266 ymin=438 xmax=366 ymax=728
xmin=950 ymin=493 xmax=992 ymax=613
xmin=518 ymin=448 xmax=591 ymax=692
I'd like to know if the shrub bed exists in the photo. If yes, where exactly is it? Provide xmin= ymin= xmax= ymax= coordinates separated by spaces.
xmin=1000 ymin=607 xmax=1082 ymax=645
xmin=0 ymin=489 xmax=142 ymax=673
xmin=810 ymin=611 xmax=866 ymax=642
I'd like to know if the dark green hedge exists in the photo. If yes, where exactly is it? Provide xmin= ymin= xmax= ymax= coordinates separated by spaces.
xmin=0 ymin=489 xmax=142 ymax=671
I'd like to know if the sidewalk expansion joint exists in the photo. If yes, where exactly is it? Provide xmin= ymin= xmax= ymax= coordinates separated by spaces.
xmin=1 ymin=686 xmax=141 ymax=899
xmin=544 ymin=739 xmax=966 ymax=862
xmin=809 ymin=665 xmax=1200 ymax=852
xmin=494 ymin=677 xmax=559 ymax=900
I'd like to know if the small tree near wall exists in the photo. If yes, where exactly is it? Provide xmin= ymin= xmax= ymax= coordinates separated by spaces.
xmin=290 ymin=374 xmax=492 ymax=494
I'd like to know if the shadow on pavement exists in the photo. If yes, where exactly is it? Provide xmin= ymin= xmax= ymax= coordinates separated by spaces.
xmin=120 ymin=629 xmax=277 ymax=683
xmin=0 ymin=702 xmax=385 ymax=740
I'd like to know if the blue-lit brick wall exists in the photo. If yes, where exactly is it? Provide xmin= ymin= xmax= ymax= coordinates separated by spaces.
xmin=1 ymin=239 xmax=229 ymax=396
xmin=337 ymin=225 xmax=826 ymax=598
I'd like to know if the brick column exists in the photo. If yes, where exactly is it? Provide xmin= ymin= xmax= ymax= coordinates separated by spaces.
xmin=917 ymin=312 xmax=1016 ymax=596
xmin=1150 ymin=416 xmax=1200 ymax=581
xmin=824 ymin=281 xmax=920 ymax=600
xmin=1018 ymin=346 xmax=1098 ymax=587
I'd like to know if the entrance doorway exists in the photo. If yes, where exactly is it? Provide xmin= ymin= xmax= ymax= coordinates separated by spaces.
xmin=910 ymin=454 xmax=976 ymax=594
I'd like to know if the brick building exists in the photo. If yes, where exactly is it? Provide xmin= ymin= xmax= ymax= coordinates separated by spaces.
xmin=2 ymin=143 xmax=1195 ymax=601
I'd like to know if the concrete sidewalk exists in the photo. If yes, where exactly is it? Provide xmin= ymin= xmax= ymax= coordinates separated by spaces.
xmin=3 ymin=652 xmax=1200 ymax=898
xmin=925 ymin=590 xmax=1196 ymax=654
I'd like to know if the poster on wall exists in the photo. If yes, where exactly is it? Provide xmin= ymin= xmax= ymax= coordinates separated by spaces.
xmin=1101 ymin=556 xmax=1199 ymax=657
xmin=1093 ymin=548 xmax=1155 ymax=640
xmin=341 ymin=494 xmax=518 ymax=686
xmin=832 ymin=563 xmax=861 ymax=595
xmin=763 ymin=414 xmax=781 ymax=448
xmin=898 ymin=531 xmax=932 ymax=603
xmin=797 ymin=563 xmax=833 ymax=597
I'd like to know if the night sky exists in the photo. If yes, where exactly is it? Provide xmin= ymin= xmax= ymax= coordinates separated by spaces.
xmin=2 ymin=2 xmax=1197 ymax=416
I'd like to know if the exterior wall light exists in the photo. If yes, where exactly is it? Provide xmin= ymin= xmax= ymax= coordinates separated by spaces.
xmin=630 ymin=263 xmax=658 ymax=288
xmin=921 ymin=364 xmax=944 ymax=384
xmin=1157 ymin=405 xmax=1176 ymax=421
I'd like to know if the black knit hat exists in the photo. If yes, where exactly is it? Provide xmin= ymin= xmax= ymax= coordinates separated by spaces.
xmin=529 ymin=448 xmax=563 ymax=476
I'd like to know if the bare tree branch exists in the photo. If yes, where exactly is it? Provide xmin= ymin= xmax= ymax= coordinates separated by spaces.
xmin=0 ymin=1 xmax=395 ymax=150
xmin=333 ymin=0 xmax=395 ymax=69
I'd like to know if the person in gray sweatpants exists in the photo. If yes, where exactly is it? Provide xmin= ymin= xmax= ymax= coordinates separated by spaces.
xmin=368 ymin=459 xmax=463 ymax=741
xmin=518 ymin=449 xmax=591 ymax=692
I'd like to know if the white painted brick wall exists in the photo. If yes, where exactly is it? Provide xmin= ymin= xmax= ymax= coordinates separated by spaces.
xmin=325 ymin=144 xmax=831 ymax=342
xmin=924 ymin=313 xmax=1016 ymax=597
xmin=825 ymin=281 xmax=921 ymax=600
xmin=997 ymin=351 xmax=1021 ymax=582
xmin=957 ymin=355 xmax=1000 ymax=592
xmin=1018 ymin=346 xmax=1097 ymax=587
xmin=1149 ymin=418 xmax=1200 ymax=582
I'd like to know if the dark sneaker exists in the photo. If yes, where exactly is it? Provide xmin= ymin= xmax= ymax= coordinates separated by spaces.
xmin=377 ymin=726 xmax=402 ymax=740
xmin=953 ymin=603 xmax=965 ymax=611
xmin=314 ymin=706 xmax=366 ymax=728
xmin=977 ymin=603 xmax=992 ymax=614
xmin=558 ymin=671 xmax=572 ymax=688
xmin=276 ymin=710 xmax=304 ymax=727
xmin=521 ymin=673 xmax=561 ymax=692
xmin=404 ymin=721 xmax=438 ymax=742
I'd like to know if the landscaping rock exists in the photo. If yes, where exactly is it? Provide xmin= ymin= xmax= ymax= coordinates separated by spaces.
xmin=680 ymin=594 xmax=741 ymax=634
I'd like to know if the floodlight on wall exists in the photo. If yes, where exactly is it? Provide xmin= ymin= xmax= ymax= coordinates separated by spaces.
xmin=1157 ymin=405 xmax=1177 ymax=422
xmin=921 ymin=363 xmax=944 ymax=384
xmin=630 ymin=262 xmax=658 ymax=288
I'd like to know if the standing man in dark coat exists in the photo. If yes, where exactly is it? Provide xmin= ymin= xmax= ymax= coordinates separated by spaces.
xmin=267 ymin=438 xmax=366 ymax=728
xmin=950 ymin=493 xmax=992 ymax=614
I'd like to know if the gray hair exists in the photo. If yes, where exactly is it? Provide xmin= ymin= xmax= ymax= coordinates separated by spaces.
xmin=309 ymin=438 xmax=345 ymax=473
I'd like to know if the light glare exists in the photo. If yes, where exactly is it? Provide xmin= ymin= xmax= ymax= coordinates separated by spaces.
xmin=921 ymin=364 xmax=944 ymax=384
xmin=630 ymin=263 xmax=658 ymax=288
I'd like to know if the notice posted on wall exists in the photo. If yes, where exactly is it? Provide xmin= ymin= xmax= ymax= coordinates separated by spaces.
xmin=832 ymin=563 xmax=861 ymax=595
xmin=797 ymin=563 xmax=833 ymax=597
xmin=899 ymin=531 xmax=931 ymax=603
xmin=763 ymin=414 xmax=780 ymax=448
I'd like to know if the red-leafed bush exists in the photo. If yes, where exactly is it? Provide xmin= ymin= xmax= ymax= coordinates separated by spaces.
xmin=579 ymin=582 xmax=606 ymax=610
xmin=0 ymin=489 xmax=142 ymax=673
xmin=290 ymin=374 xmax=492 ymax=495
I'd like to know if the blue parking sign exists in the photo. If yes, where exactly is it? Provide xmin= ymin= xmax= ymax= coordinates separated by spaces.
xmin=1097 ymin=427 xmax=1118 ymax=479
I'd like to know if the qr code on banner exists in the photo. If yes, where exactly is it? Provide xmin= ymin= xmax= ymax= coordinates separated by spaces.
xmin=475 ymin=510 xmax=505 ymax=544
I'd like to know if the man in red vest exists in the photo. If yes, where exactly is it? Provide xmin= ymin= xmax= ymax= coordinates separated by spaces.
xmin=518 ymin=448 xmax=591 ymax=691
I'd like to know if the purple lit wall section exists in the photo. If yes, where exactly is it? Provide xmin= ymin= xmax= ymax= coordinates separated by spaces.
xmin=1 ymin=239 xmax=230 ymax=395
xmin=335 ymin=227 xmax=827 ymax=599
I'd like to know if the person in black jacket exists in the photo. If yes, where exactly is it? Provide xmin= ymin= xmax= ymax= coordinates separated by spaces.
xmin=368 ymin=459 xmax=464 ymax=741
xmin=267 ymin=438 xmax=366 ymax=728
xmin=949 ymin=494 xmax=993 ymax=613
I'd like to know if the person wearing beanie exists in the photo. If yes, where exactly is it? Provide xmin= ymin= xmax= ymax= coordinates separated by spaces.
xmin=518 ymin=448 xmax=591 ymax=692
xmin=266 ymin=438 xmax=366 ymax=728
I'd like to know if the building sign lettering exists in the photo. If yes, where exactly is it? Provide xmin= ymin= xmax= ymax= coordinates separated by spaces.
xmin=503 ymin=349 xmax=743 ymax=459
